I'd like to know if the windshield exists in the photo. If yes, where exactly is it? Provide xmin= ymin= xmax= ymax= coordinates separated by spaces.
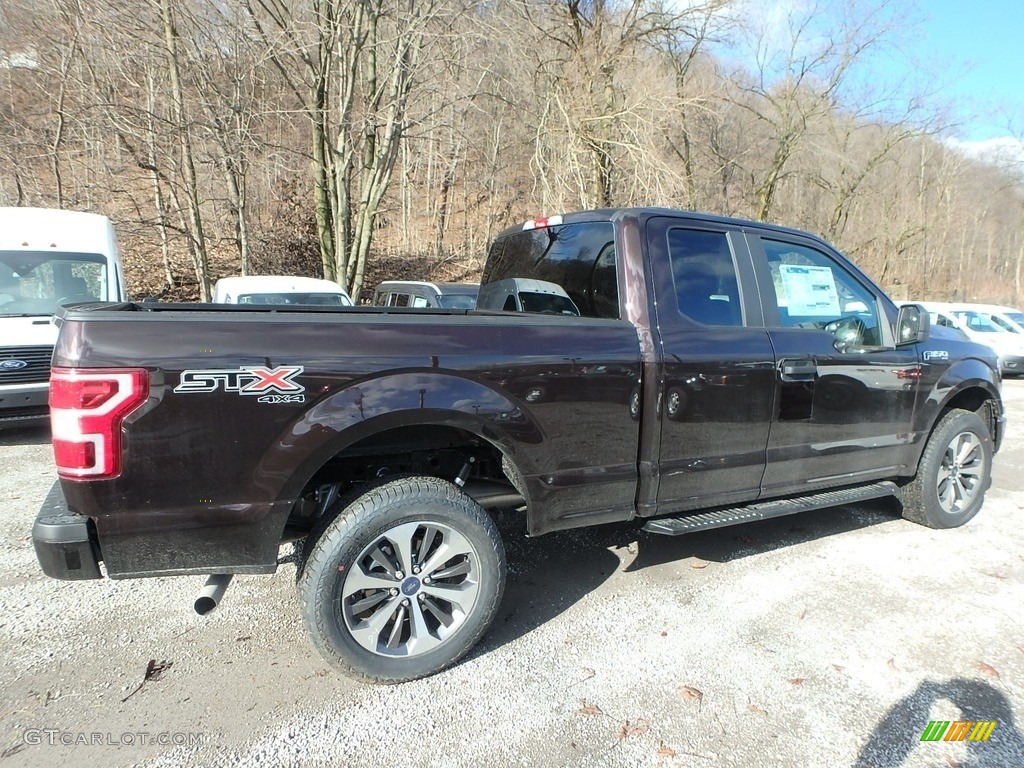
xmin=237 ymin=292 xmax=351 ymax=306
xmin=519 ymin=292 xmax=579 ymax=315
xmin=0 ymin=251 xmax=108 ymax=316
xmin=1006 ymin=311 xmax=1024 ymax=327
xmin=953 ymin=311 xmax=1005 ymax=333
xmin=436 ymin=294 xmax=477 ymax=309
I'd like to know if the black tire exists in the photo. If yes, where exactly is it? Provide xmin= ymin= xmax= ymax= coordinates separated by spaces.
xmin=901 ymin=408 xmax=993 ymax=529
xmin=298 ymin=476 xmax=505 ymax=683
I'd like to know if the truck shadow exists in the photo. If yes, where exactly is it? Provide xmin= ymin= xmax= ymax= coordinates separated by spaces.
xmin=478 ymin=513 xmax=623 ymax=655
xmin=478 ymin=499 xmax=901 ymax=654
xmin=0 ymin=425 xmax=50 ymax=447
xmin=855 ymin=678 xmax=1024 ymax=766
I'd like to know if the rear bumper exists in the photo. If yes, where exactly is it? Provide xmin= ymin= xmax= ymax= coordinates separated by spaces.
xmin=33 ymin=482 xmax=102 ymax=580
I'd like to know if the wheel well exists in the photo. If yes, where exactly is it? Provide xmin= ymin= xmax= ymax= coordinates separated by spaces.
xmin=286 ymin=425 xmax=525 ymax=536
xmin=943 ymin=387 xmax=991 ymax=416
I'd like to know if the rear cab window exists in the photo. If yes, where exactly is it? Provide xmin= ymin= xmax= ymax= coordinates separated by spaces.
xmin=480 ymin=220 xmax=619 ymax=319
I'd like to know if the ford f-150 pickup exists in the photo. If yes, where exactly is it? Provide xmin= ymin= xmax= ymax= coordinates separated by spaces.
xmin=32 ymin=208 xmax=1004 ymax=683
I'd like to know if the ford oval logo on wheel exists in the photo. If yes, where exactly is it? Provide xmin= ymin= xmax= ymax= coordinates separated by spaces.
xmin=0 ymin=359 xmax=28 ymax=370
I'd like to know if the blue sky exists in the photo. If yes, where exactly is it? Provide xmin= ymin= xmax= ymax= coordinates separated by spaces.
xmin=909 ymin=0 xmax=1024 ymax=143
xmin=712 ymin=0 xmax=1024 ymax=165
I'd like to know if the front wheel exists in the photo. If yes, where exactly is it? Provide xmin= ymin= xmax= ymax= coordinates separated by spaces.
xmin=901 ymin=408 xmax=993 ymax=529
xmin=665 ymin=386 xmax=686 ymax=421
xmin=298 ymin=476 xmax=506 ymax=683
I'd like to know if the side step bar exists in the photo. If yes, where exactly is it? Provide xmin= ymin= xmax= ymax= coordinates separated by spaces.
xmin=642 ymin=481 xmax=900 ymax=536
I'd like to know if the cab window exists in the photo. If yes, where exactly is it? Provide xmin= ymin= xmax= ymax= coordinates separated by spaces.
xmin=666 ymin=228 xmax=742 ymax=326
xmin=762 ymin=239 xmax=882 ymax=348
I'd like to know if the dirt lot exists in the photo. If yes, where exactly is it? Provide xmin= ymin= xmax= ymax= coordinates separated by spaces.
xmin=1 ymin=386 xmax=1023 ymax=768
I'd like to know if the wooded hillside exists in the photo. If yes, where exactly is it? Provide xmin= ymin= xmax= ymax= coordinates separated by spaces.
xmin=1 ymin=0 xmax=1021 ymax=304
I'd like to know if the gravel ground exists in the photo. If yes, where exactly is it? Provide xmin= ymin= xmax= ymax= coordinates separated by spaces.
xmin=1 ymin=385 xmax=1023 ymax=768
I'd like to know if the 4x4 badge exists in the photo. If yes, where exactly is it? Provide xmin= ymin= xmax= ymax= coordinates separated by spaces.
xmin=175 ymin=365 xmax=305 ymax=402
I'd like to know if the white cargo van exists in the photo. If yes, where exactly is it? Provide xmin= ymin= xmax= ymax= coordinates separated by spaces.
xmin=0 ymin=207 xmax=125 ymax=428
xmin=212 ymin=275 xmax=352 ymax=306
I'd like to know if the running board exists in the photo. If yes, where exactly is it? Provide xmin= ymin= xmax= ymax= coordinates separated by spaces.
xmin=642 ymin=481 xmax=900 ymax=536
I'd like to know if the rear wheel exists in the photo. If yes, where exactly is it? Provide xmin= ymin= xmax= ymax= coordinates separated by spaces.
xmin=901 ymin=409 xmax=993 ymax=529
xmin=298 ymin=476 xmax=505 ymax=683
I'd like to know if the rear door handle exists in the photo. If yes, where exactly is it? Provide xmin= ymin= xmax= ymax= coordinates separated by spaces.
xmin=780 ymin=359 xmax=816 ymax=382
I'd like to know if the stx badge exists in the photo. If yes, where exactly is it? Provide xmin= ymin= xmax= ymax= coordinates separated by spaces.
xmin=175 ymin=366 xmax=305 ymax=403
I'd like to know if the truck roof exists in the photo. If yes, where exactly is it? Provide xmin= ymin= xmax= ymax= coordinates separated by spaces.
xmin=493 ymin=207 xmax=829 ymax=245
xmin=214 ymin=275 xmax=347 ymax=294
xmin=0 ymin=207 xmax=116 ymax=255
xmin=374 ymin=281 xmax=479 ymax=295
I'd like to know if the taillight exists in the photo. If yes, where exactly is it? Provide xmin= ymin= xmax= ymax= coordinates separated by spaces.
xmin=50 ymin=367 xmax=149 ymax=479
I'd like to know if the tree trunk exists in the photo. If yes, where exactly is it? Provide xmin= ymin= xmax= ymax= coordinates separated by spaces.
xmin=160 ymin=0 xmax=211 ymax=301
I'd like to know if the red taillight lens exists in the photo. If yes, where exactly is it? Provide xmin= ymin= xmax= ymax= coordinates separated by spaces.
xmin=49 ymin=367 xmax=149 ymax=479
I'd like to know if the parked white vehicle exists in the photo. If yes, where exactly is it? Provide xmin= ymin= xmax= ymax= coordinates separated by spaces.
xmin=966 ymin=303 xmax=1024 ymax=335
xmin=0 ymin=207 xmax=125 ymax=427
xmin=212 ymin=276 xmax=352 ymax=306
xmin=914 ymin=301 xmax=1024 ymax=375
xmin=476 ymin=277 xmax=580 ymax=315
xmin=372 ymin=281 xmax=478 ymax=309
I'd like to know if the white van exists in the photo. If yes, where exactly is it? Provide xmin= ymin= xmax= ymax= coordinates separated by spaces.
xmin=476 ymin=277 xmax=580 ymax=315
xmin=212 ymin=276 xmax=352 ymax=306
xmin=0 ymin=207 xmax=125 ymax=427
xmin=372 ymin=281 xmax=478 ymax=309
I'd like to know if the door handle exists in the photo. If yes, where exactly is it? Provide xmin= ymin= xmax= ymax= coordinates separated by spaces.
xmin=780 ymin=359 xmax=816 ymax=382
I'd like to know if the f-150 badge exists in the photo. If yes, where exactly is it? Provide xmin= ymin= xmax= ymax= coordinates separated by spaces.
xmin=175 ymin=365 xmax=305 ymax=403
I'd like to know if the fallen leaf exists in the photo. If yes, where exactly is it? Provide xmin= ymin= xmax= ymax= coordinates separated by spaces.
xmin=121 ymin=659 xmax=173 ymax=704
xmin=236 ymin=635 xmax=251 ymax=642
xmin=983 ymin=571 xmax=1007 ymax=580
xmin=799 ymin=607 xmax=808 ymax=620
xmin=789 ymin=677 xmax=804 ymax=686
xmin=832 ymin=664 xmax=847 ymax=674
xmin=1 ymin=744 xmax=26 ymax=760
xmin=678 ymin=685 xmax=703 ymax=701
xmin=747 ymin=704 xmax=767 ymax=716
xmin=656 ymin=743 xmax=677 ymax=757
xmin=887 ymin=658 xmax=899 ymax=672
xmin=945 ymin=756 xmax=963 ymax=768
xmin=578 ymin=702 xmax=603 ymax=716
xmin=146 ymin=660 xmax=171 ymax=681
xmin=569 ymin=668 xmax=596 ymax=688
xmin=735 ymin=535 xmax=755 ymax=544
xmin=617 ymin=720 xmax=650 ymax=739
xmin=977 ymin=661 xmax=1000 ymax=678
xmin=660 ymin=630 xmax=668 ymax=637
xmin=690 ymin=559 xmax=709 ymax=569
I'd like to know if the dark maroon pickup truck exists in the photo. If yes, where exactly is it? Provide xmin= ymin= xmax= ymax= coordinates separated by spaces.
xmin=33 ymin=208 xmax=1004 ymax=682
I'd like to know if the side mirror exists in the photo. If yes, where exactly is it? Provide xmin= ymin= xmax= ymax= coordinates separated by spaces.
xmin=895 ymin=304 xmax=929 ymax=346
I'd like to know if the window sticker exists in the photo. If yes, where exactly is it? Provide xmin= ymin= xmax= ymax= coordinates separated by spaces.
xmin=778 ymin=265 xmax=840 ymax=317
